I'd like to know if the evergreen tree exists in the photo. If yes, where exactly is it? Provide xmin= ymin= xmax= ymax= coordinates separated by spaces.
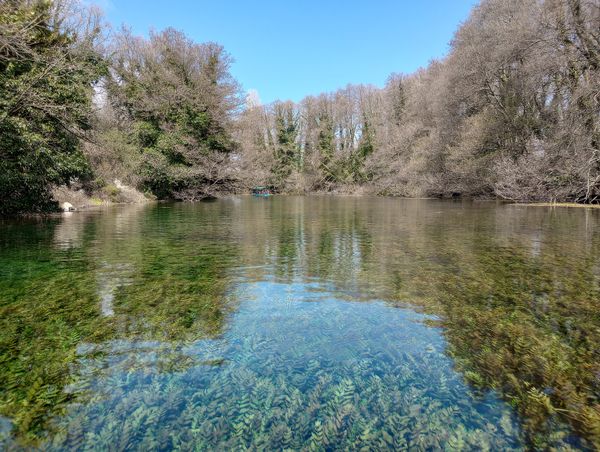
xmin=0 ymin=0 xmax=104 ymax=214
xmin=270 ymin=101 xmax=299 ymax=186
xmin=317 ymin=111 xmax=336 ymax=182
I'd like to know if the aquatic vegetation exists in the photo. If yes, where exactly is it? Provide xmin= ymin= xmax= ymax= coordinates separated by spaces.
xmin=41 ymin=287 xmax=525 ymax=450
xmin=0 ymin=198 xmax=599 ymax=449
xmin=351 ymin=204 xmax=600 ymax=448
xmin=400 ymin=243 xmax=600 ymax=447
xmin=0 ymin=206 xmax=238 ymax=446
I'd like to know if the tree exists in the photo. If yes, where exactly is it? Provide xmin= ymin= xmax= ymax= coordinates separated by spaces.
xmin=235 ymin=0 xmax=598 ymax=203
xmin=0 ymin=0 xmax=105 ymax=214
xmin=270 ymin=101 xmax=299 ymax=187
xmin=235 ymin=92 xmax=275 ymax=188
xmin=107 ymin=28 xmax=242 ymax=199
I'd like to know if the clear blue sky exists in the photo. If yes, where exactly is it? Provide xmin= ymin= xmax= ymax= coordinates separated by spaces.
xmin=100 ymin=0 xmax=477 ymax=104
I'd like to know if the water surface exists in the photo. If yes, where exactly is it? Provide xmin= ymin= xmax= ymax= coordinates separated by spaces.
xmin=0 ymin=197 xmax=599 ymax=449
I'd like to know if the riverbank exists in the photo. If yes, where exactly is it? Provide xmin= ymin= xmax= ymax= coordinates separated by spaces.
xmin=26 ymin=189 xmax=600 ymax=216
xmin=52 ymin=181 xmax=153 ymax=211
xmin=513 ymin=202 xmax=600 ymax=209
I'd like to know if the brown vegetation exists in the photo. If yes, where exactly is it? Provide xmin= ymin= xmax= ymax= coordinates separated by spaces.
xmin=1 ymin=0 xmax=598 ymax=213
xmin=237 ymin=0 xmax=600 ymax=203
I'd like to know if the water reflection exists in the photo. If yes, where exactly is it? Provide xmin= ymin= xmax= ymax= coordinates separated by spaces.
xmin=53 ymin=211 xmax=82 ymax=250
xmin=97 ymin=262 xmax=133 ymax=317
xmin=0 ymin=198 xmax=599 ymax=449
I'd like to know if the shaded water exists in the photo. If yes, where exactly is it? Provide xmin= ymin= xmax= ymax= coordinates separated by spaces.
xmin=0 ymin=197 xmax=599 ymax=450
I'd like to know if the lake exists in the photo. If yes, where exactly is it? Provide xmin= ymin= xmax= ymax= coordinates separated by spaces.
xmin=0 ymin=197 xmax=599 ymax=450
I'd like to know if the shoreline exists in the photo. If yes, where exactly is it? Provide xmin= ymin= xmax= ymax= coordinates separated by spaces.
xmin=5 ymin=195 xmax=600 ymax=218
xmin=511 ymin=202 xmax=600 ymax=209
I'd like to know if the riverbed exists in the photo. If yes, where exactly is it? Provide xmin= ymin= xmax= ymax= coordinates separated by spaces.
xmin=1 ymin=197 xmax=598 ymax=449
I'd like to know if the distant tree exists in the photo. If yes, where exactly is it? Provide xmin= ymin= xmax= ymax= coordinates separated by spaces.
xmin=386 ymin=73 xmax=407 ymax=126
xmin=232 ymin=0 xmax=600 ymax=202
xmin=270 ymin=101 xmax=299 ymax=187
xmin=235 ymin=93 xmax=274 ymax=188
xmin=316 ymin=107 xmax=336 ymax=183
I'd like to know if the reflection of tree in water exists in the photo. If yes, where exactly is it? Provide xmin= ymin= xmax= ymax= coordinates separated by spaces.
xmin=383 ymin=206 xmax=600 ymax=448
xmin=235 ymin=198 xmax=600 ymax=447
xmin=232 ymin=197 xmax=377 ymax=297
xmin=2 ymin=199 xmax=600 ymax=447
xmin=0 ymin=204 xmax=239 ymax=445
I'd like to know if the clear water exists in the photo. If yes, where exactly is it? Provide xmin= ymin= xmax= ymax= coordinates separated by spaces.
xmin=0 ymin=197 xmax=599 ymax=450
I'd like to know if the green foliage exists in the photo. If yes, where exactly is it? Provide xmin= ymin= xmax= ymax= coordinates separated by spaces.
xmin=0 ymin=0 xmax=105 ymax=214
xmin=134 ymin=121 xmax=161 ymax=149
xmin=108 ymin=29 xmax=240 ymax=200
xmin=270 ymin=102 xmax=300 ymax=187
xmin=348 ymin=118 xmax=374 ymax=183
xmin=139 ymin=149 xmax=174 ymax=199
xmin=86 ymin=128 xmax=143 ymax=186
xmin=317 ymin=112 xmax=337 ymax=183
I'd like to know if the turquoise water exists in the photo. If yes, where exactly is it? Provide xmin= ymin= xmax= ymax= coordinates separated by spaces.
xmin=0 ymin=197 xmax=598 ymax=449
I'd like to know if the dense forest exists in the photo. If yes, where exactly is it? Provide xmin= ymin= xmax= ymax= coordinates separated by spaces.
xmin=1 ymin=0 xmax=599 ymax=214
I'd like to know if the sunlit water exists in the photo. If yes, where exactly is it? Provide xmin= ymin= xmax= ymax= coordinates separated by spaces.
xmin=0 ymin=197 xmax=599 ymax=450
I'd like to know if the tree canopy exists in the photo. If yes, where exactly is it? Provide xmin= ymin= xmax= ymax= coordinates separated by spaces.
xmin=0 ymin=0 xmax=104 ymax=214
xmin=0 ymin=0 xmax=599 ymax=214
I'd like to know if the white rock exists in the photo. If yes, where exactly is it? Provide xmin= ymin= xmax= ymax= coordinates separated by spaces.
xmin=61 ymin=202 xmax=75 ymax=212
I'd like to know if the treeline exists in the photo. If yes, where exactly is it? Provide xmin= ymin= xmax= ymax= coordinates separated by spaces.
xmin=1 ymin=0 xmax=599 ymax=214
xmin=239 ymin=0 xmax=600 ymax=202
xmin=0 ymin=0 xmax=241 ymax=214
